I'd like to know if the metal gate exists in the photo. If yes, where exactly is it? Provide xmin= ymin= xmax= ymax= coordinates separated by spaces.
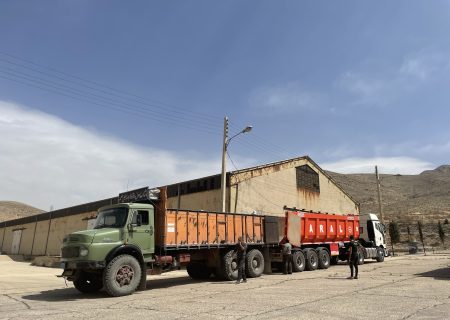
xmin=11 ymin=230 xmax=22 ymax=254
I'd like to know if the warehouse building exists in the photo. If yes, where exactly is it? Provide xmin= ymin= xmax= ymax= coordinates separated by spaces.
xmin=0 ymin=156 xmax=358 ymax=257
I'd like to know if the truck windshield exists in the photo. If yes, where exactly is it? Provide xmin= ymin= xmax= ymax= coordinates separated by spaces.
xmin=94 ymin=207 xmax=128 ymax=229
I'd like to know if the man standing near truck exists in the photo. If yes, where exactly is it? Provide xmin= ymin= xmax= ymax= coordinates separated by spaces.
xmin=235 ymin=236 xmax=247 ymax=284
xmin=348 ymin=235 xmax=359 ymax=279
xmin=282 ymin=238 xmax=293 ymax=274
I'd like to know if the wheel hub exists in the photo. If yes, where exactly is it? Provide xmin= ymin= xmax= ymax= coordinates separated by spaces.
xmin=115 ymin=265 xmax=134 ymax=287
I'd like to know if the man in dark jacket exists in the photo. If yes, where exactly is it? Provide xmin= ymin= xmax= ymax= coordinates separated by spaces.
xmin=347 ymin=235 xmax=359 ymax=279
xmin=282 ymin=238 xmax=293 ymax=274
xmin=236 ymin=236 xmax=247 ymax=284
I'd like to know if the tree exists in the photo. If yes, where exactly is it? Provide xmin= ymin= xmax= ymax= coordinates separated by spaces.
xmin=444 ymin=218 xmax=449 ymax=225
xmin=438 ymin=221 xmax=445 ymax=247
xmin=418 ymin=221 xmax=426 ymax=255
xmin=389 ymin=221 xmax=400 ymax=256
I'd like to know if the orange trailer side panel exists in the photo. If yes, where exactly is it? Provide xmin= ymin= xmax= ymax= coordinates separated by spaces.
xmin=160 ymin=209 xmax=264 ymax=247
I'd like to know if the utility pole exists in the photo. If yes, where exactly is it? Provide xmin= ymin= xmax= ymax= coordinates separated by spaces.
xmin=375 ymin=165 xmax=384 ymax=224
xmin=221 ymin=117 xmax=229 ymax=212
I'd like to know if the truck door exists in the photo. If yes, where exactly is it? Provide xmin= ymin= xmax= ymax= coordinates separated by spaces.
xmin=128 ymin=209 xmax=154 ymax=254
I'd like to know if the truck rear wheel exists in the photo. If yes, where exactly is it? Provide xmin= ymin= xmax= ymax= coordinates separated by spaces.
xmin=246 ymin=249 xmax=264 ymax=278
xmin=216 ymin=249 xmax=238 ymax=281
xmin=292 ymin=251 xmax=305 ymax=272
xmin=73 ymin=271 xmax=103 ymax=293
xmin=305 ymin=249 xmax=318 ymax=271
xmin=317 ymin=248 xmax=330 ymax=269
xmin=187 ymin=263 xmax=212 ymax=279
xmin=376 ymin=247 xmax=385 ymax=262
xmin=103 ymin=254 xmax=141 ymax=297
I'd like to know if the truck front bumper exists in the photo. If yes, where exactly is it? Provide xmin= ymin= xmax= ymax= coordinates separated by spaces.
xmin=61 ymin=260 xmax=106 ymax=270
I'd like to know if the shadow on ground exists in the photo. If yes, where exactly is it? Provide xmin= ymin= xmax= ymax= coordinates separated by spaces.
xmin=416 ymin=267 xmax=450 ymax=280
xmin=21 ymin=275 xmax=210 ymax=302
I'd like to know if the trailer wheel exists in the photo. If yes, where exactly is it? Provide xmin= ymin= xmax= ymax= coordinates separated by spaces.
xmin=376 ymin=247 xmax=385 ymax=262
xmin=305 ymin=249 xmax=318 ymax=271
xmin=103 ymin=254 xmax=141 ymax=297
xmin=317 ymin=248 xmax=330 ymax=269
xmin=245 ymin=249 xmax=264 ymax=278
xmin=217 ymin=249 xmax=238 ymax=281
xmin=187 ymin=263 xmax=212 ymax=280
xmin=73 ymin=271 xmax=103 ymax=294
xmin=292 ymin=251 xmax=305 ymax=272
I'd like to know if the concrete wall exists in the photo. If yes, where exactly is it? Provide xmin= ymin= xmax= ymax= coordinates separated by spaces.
xmin=0 ymin=211 xmax=96 ymax=256
xmin=45 ymin=211 xmax=96 ymax=256
xmin=166 ymin=189 xmax=223 ymax=212
xmin=166 ymin=158 xmax=358 ymax=217
xmin=0 ymin=227 xmax=4 ymax=252
xmin=229 ymin=158 xmax=358 ymax=216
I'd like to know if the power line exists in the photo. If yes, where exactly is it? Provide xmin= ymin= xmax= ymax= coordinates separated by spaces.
xmin=0 ymin=51 xmax=219 ymax=122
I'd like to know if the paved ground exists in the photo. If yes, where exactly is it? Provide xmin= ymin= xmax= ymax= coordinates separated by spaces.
xmin=0 ymin=253 xmax=449 ymax=320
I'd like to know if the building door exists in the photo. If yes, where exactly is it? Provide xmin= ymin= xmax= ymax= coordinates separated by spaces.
xmin=11 ymin=230 xmax=22 ymax=254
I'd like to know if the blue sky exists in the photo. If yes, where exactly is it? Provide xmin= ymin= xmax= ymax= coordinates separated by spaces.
xmin=1 ymin=1 xmax=449 ymax=210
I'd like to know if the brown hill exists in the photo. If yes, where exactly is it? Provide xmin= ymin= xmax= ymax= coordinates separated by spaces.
xmin=327 ymin=165 xmax=450 ymax=247
xmin=0 ymin=201 xmax=45 ymax=223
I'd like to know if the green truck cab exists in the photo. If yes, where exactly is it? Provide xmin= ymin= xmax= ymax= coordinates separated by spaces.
xmin=60 ymin=203 xmax=155 ymax=296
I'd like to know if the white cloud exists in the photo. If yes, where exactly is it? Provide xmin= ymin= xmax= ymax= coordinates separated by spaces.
xmin=248 ymin=82 xmax=320 ymax=115
xmin=399 ymin=51 xmax=447 ymax=80
xmin=321 ymin=157 xmax=434 ymax=175
xmin=338 ymin=49 xmax=449 ymax=108
xmin=0 ymin=101 xmax=220 ymax=210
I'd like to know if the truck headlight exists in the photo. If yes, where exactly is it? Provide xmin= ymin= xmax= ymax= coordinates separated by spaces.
xmin=79 ymin=247 xmax=89 ymax=257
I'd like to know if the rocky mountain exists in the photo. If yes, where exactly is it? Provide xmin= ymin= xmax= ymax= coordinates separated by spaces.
xmin=0 ymin=201 xmax=45 ymax=222
xmin=327 ymin=165 xmax=450 ymax=247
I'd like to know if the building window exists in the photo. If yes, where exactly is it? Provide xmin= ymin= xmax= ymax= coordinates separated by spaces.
xmin=296 ymin=165 xmax=320 ymax=193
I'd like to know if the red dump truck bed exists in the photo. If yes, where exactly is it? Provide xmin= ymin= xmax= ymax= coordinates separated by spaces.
xmin=285 ymin=210 xmax=360 ymax=247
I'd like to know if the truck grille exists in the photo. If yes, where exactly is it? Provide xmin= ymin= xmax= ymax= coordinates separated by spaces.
xmin=61 ymin=246 xmax=79 ymax=258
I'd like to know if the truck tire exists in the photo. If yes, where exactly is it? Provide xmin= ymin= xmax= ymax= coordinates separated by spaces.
xmin=103 ymin=254 xmax=141 ymax=297
xmin=246 ymin=249 xmax=264 ymax=278
xmin=73 ymin=271 xmax=103 ymax=294
xmin=217 ymin=249 xmax=238 ymax=281
xmin=376 ymin=247 xmax=385 ymax=262
xmin=305 ymin=249 xmax=318 ymax=271
xmin=187 ymin=263 xmax=212 ymax=279
xmin=317 ymin=248 xmax=330 ymax=269
xmin=292 ymin=251 xmax=305 ymax=272
xmin=357 ymin=251 xmax=365 ymax=265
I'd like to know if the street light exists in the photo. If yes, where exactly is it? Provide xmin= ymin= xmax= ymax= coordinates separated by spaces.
xmin=221 ymin=116 xmax=252 ymax=212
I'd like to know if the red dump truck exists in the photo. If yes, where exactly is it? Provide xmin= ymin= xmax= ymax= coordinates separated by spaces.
xmin=60 ymin=187 xmax=387 ymax=296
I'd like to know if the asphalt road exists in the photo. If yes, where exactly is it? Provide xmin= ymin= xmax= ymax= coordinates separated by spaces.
xmin=0 ymin=253 xmax=449 ymax=320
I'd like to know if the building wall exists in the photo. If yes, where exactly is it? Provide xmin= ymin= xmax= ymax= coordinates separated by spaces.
xmin=229 ymin=158 xmax=358 ymax=216
xmin=18 ymin=222 xmax=36 ymax=255
xmin=45 ymin=211 xmax=96 ymax=256
xmin=0 ymin=227 xmax=4 ymax=251
xmin=32 ymin=220 xmax=51 ymax=256
xmin=2 ymin=227 xmax=13 ymax=254
xmin=167 ymin=158 xmax=358 ymax=216
xmin=166 ymin=189 xmax=223 ymax=212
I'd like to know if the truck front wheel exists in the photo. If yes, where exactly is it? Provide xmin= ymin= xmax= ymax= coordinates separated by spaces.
xmin=103 ymin=254 xmax=142 ymax=297
xmin=376 ymin=247 xmax=385 ymax=262
xmin=73 ymin=271 xmax=103 ymax=293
